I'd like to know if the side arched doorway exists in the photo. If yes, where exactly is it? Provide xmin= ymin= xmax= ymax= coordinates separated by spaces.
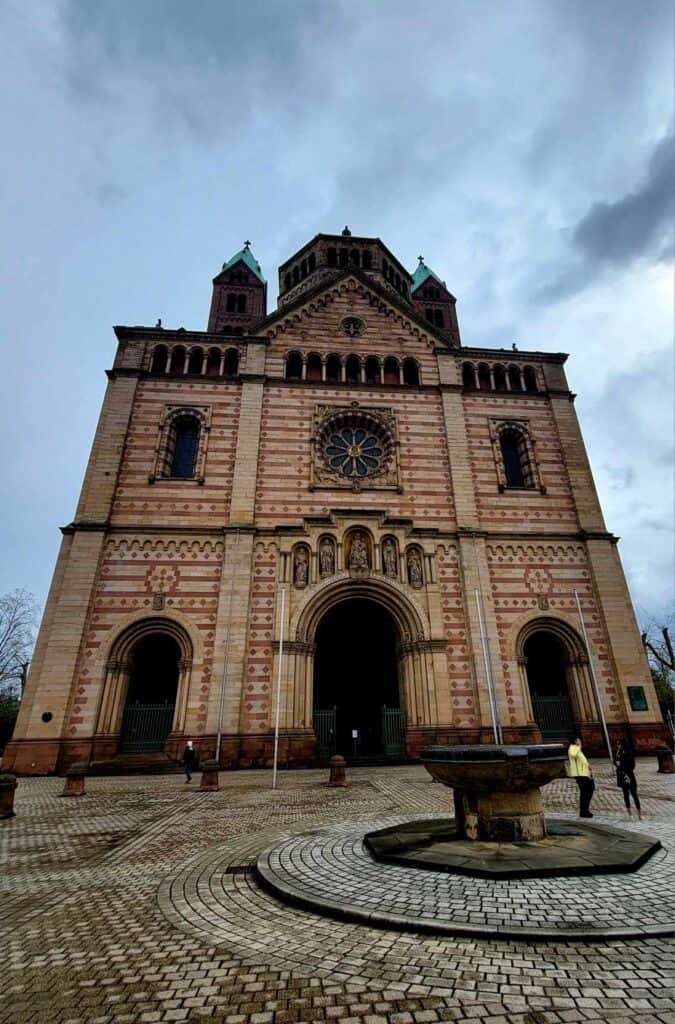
xmin=523 ymin=630 xmax=578 ymax=740
xmin=119 ymin=634 xmax=181 ymax=754
xmin=313 ymin=598 xmax=404 ymax=761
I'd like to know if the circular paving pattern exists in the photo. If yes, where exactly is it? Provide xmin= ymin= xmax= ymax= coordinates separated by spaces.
xmin=256 ymin=814 xmax=675 ymax=940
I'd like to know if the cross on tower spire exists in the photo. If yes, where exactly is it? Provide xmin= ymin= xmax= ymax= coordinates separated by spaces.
xmin=244 ymin=239 xmax=251 ymax=249
xmin=418 ymin=255 xmax=424 ymax=264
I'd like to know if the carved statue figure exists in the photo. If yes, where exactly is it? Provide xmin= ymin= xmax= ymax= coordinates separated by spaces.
xmin=407 ymin=548 xmax=423 ymax=587
xmin=382 ymin=538 xmax=397 ymax=578
xmin=319 ymin=539 xmax=335 ymax=578
xmin=294 ymin=548 xmax=309 ymax=586
xmin=349 ymin=531 xmax=369 ymax=571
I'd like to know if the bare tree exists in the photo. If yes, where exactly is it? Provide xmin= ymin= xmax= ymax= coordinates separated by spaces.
xmin=0 ymin=589 xmax=38 ymax=695
xmin=642 ymin=616 xmax=675 ymax=715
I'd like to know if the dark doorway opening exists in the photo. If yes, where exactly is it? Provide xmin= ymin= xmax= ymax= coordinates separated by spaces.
xmin=119 ymin=634 xmax=180 ymax=753
xmin=524 ymin=631 xmax=576 ymax=740
xmin=313 ymin=598 xmax=402 ymax=760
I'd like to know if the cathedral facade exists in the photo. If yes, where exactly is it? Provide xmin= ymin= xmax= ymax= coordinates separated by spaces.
xmin=6 ymin=229 xmax=667 ymax=774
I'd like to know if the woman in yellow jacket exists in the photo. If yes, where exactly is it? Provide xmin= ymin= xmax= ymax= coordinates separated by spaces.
xmin=567 ymin=737 xmax=595 ymax=818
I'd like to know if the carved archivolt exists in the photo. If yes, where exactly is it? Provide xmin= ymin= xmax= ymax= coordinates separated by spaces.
xmin=104 ymin=537 xmax=225 ymax=560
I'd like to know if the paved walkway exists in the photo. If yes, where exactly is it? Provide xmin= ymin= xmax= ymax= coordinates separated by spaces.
xmin=2 ymin=760 xmax=675 ymax=1024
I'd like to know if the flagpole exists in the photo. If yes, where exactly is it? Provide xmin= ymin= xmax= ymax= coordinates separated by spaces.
xmin=574 ymin=589 xmax=613 ymax=764
xmin=272 ymin=587 xmax=286 ymax=790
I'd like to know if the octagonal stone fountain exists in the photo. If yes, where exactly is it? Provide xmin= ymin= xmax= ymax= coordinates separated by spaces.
xmin=423 ymin=743 xmax=565 ymax=842
xmin=365 ymin=743 xmax=661 ymax=878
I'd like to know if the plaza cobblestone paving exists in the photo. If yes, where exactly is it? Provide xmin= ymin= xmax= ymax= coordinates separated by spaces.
xmin=1 ymin=762 xmax=675 ymax=1024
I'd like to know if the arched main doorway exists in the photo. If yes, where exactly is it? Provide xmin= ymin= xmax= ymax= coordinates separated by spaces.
xmin=313 ymin=598 xmax=403 ymax=761
xmin=524 ymin=630 xmax=577 ymax=740
xmin=119 ymin=634 xmax=180 ymax=753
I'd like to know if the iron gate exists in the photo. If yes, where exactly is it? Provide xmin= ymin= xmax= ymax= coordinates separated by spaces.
xmin=314 ymin=706 xmax=337 ymax=762
xmin=381 ymin=705 xmax=405 ymax=758
xmin=531 ymin=695 xmax=575 ymax=739
xmin=119 ymin=702 xmax=175 ymax=753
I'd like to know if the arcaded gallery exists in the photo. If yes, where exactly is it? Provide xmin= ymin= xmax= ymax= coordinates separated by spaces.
xmin=5 ymin=229 xmax=667 ymax=774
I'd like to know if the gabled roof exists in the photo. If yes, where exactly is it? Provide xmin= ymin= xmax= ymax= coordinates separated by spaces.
xmin=411 ymin=259 xmax=446 ymax=294
xmin=221 ymin=244 xmax=266 ymax=283
xmin=258 ymin=266 xmax=453 ymax=346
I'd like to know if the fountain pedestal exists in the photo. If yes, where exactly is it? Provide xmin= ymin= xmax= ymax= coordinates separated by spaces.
xmin=423 ymin=744 xmax=565 ymax=842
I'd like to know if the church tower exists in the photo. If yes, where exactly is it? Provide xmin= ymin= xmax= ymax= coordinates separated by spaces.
xmin=207 ymin=242 xmax=267 ymax=334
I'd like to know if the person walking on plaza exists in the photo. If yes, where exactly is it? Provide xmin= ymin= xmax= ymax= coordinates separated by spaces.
xmin=182 ymin=740 xmax=197 ymax=783
xmin=614 ymin=738 xmax=642 ymax=819
xmin=567 ymin=736 xmax=595 ymax=818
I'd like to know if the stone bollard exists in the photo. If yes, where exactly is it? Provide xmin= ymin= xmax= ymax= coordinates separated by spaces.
xmin=0 ymin=773 xmax=18 ymax=819
xmin=199 ymin=759 xmax=220 ymax=791
xmin=328 ymin=754 xmax=347 ymax=787
xmin=656 ymin=746 xmax=675 ymax=774
xmin=60 ymin=762 xmax=87 ymax=798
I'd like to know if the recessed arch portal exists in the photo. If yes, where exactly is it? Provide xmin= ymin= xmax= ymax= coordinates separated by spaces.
xmin=517 ymin=617 xmax=587 ymax=740
xmin=97 ymin=617 xmax=194 ymax=754
xmin=314 ymin=598 xmax=400 ymax=758
xmin=293 ymin=576 xmax=431 ymax=763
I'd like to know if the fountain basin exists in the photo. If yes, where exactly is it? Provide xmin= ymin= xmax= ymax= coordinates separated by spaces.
xmin=420 ymin=743 xmax=567 ymax=842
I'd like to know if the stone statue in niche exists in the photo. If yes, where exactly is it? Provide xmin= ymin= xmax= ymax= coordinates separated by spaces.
xmin=382 ymin=539 xmax=398 ymax=578
xmin=348 ymin=531 xmax=369 ymax=574
xmin=319 ymin=539 xmax=335 ymax=578
xmin=407 ymin=548 xmax=423 ymax=588
xmin=294 ymin=548 xmax=309 ymax=587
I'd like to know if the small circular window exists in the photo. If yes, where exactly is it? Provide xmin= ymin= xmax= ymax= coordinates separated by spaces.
xmin=326 ymin=427 xmax=384 ymax=478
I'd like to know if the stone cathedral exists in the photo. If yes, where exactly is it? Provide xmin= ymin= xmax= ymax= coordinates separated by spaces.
xmin=6 ymin=228 xmax=667 ymax=774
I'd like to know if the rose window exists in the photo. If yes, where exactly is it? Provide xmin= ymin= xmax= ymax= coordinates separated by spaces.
xmin=317 ymin=407 xmax=395 ymax=485
xmin=325 ymin=428 xmax=384 ymax=478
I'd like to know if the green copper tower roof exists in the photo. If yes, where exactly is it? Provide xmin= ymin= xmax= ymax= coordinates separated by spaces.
xmin=221 ymin=242 xmax=266 ymax=283
xmin=411 ymin=257 xmax=446 ymax=294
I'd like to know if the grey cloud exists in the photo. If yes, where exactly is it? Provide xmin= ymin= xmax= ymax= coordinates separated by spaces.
xmin=603 ymin=465 xmax=636 ymax=491
xmin=532 ymin=131 xmax=674 ymax=303
xmin=573 ymin=130 xmax=675 ymax=265
xmin=95 ymin=183 xmax=129 ymax=207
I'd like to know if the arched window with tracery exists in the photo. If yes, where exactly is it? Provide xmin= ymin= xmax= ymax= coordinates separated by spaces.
xmin=434 ymin=309 xmax=444 ymax=328
xmin=384 ymin=357 xmax=399 ymax=385
xmin=171 ymin=346 xmax=186 ymax=375
xmin=524 ymin=365 xmax=538 ymax=392
xmin=478 ymin=363 xmax=491 ymax=390
xmin=151 ymin=345 xmax=168 ymax=374
xmin=206 ymin=348 xmax=221 ymax=376
xmin=286 ymin=351 xmax=303 ymax=380
xmin=306 ymin=353 xmax=322 ymax=381
xmin=403 ymin=358 xmax=420 ymax=386
xmin=345 ymin=354 xmax=360 ymax=383
xmin=508 ymin=364 xmax=522 ymax=391
xmin=226 ymin=294 xmax=237 ymax=313
xmin=326 ymin=354 xmax=341 ymax=382
xmin=168 ymin=416 xmax=201 ymax=479
xmin=365 ymin=356 xmax=380 ymax=384
xmin=498 ymin=426 xmax=535 ymax=489
xmin=224 ymin=348 xmax=239 ymax=376
xmin=188 ymin=347 xmax=203 ymax=374
xmin=236 ymin=294 xmax=246 ymax=314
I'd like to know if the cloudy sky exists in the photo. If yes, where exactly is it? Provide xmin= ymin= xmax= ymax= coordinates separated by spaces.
xmin=1 ymin=0 xmax=673 ymax=630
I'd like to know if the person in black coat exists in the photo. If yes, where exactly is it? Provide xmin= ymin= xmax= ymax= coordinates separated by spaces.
xmin=614 ymin=738 xmax=641 ymax=818
xmin=182 ymin=740 xmax=198 ymax=783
